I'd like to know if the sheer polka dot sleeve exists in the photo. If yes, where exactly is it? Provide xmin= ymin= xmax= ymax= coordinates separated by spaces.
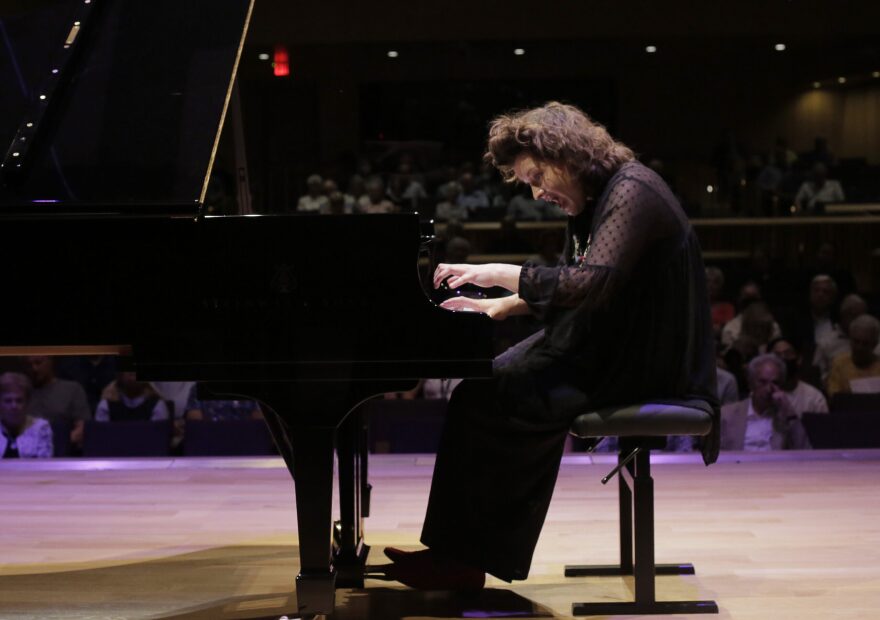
xmin=519 ymin=167 xmax=681 ymax=320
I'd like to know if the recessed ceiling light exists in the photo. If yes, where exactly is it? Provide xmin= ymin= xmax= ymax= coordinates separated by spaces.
xmin=258 ymin=53 xmax=270 ymax=61
xmin=387 ymin=50 xmax=399 ymax=58
xmin=837 ymin=76 xmax=846 ymax=84
xmin=645 ymin=45 xmax=657 ymax=53
xmin=513 ymin=48 xmax=525 ymax=56
xmin=774 ymin=43 xmax=786 ymax=51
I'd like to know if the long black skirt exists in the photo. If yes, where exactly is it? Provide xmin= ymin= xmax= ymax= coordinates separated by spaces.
xmin=420 ymin=330 xmax=591 ymax=582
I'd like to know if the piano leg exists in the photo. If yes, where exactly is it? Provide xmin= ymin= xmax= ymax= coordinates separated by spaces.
xmin=334 ymin=407 xmax=369 ymax=587
xmin=289 ymin=425 xmax=337 ymax=616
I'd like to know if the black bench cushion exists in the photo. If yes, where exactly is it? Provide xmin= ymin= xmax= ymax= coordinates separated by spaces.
xmin=570 ymin=399 xmax=713 ymax=439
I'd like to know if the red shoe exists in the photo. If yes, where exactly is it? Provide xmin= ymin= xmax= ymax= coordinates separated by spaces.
xmin=382 ymin=548 xmax=485 ymax=591
xmin=383 ymin=547 xmax=410 ymax=563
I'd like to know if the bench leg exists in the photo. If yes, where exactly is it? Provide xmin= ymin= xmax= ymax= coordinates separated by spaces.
xmin=568 ymin=447 xmax=718 ymax=616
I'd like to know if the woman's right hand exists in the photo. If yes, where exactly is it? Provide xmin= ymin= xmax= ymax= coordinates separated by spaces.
xmin=440 ymin=295 xmax=517 ymax=320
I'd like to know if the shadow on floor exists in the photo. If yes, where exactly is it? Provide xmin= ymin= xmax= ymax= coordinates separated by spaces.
xmin=0 ymin=544 xmax=558 ymax=620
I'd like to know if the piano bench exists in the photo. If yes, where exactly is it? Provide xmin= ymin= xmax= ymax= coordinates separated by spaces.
xmin=566 ymin=400 xmax=718 ymax=617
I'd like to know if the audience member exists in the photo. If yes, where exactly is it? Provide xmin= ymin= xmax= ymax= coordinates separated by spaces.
xmin=151 ymin=381 xmax=196 ymax=420
xmin=183 ymin=383 xmax=262 ymax=421
xmin=387 ymin=162 xmax=428 ymax=212
xmin=827 ymin=315 xmax=880 ymax=396
xmin=505 ymin=184 xmax=558 ymax=220
xmin=724 ymin=335 xmax=762 ymax=397
xmin=325 ymin=191 xmax=349 ymax=215
xmin=95 ymin=372 xmax=170 ymax=421
xmin=716 ymin=365 xmax=740 ymax=405
xmin=54 ymin=355 xmax=116 ymax=414
xmin=1 ymin=372 xmax=52 ymax=458
xmin=788 ymin=274 xmax=838 ymax=355
xmin=345 ymin=175 xmax=366 ymax=212
xmin=25 ymin=356 xmax=90 ymax=449
xmin=755 ymin=152 xmax=784 ymax=215
xmin=444 ymin=236 xmax=471 ymax=264
xmin=706 ymin=266 xmax=735 ymax=338
xmin=296 ymin=174 xmax=330 ymax=213
xmin=720 ymin=354 xmax=811 ymax=451
xmin=743 ymin=247 xmax=791 ymax=308
xmin=435 ymin=183 xmax=469 ymax=221
xmin=456 ymin=172 xmax=490 ymax=213
xmin=356 ymin=176 xmax=396 ymax=214
xmin=803 ymin=242 xmax=857 ymax=299
xmin=813 ymin=294 xmax=873 ymax=383
xmin=722 ymin=297 xmax=782 ymax=352
xmin=422 ymin=378 xmax=463 ymax=400
xmin=794 ymin=163 xmax=844 ymax=213
xmin=721 ymin=281 xmax=782 ymax=348
xmin=768 ymin=338 xmax=828 ymax=416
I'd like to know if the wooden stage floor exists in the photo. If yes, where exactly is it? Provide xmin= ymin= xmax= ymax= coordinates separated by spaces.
xmin=1 ymin=451 xmax=879 ymax=620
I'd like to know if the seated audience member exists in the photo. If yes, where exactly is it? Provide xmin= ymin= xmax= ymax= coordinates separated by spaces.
xmin=152 ymin=380 xmax=195 ymax=448
xmin=422 ymin=378 xmax=463 ymax=400
xmin=803 ymin=242 xmax=856 ymax=299
xmin=716 ymin=365 xmax=740 ymax=405
xmin=296 ymin=174 xmax=329 ymax=213
xmin=443 ymin=236 xmax=471 ymax=264
xmin=505 ymin=183 xmax=562 ymax=220
xmin=720 ymin=354 xmax=811 ymax=451
xmin=54 ymin=355 xmax=116 ymax=414
xmin=344 ymin=175 xmax=365 ymax=212
xmin=724 ymin=335 xmax=761 ymax=396
xmin=789 ymin=274 xmax=838 ymax=354
xmin=794 ymin=163 xmax=844 ymax=213
xmin=723 ymin=300 xmax=782 ymax=353
xmin=326 ymin=191 xmax=350 ymax=215
xmin=768 ymin=338 xmax=828 ymax=416
xmin=1 ymin=372 xmax=52 ymax=458
xmin=151 ymin=381 xmax=196 ymax=420
xmin=387 ymin=162 xmax=428 ymax=212
xmin=356 ymin=176 xmax=396 ymax=214
xmin=95 ymin=373 xmax=170 ymax=421
xmin=25 ymin=356 xmax=91 ymax=449
xmin=456 ymin=172 xmax=490 ymax=214
xmin=706 ymin=266 xmax=735 ymax=338
xmin=827 ymin=315 xmax=880 ymax=396
xmin=435 ymin=183 xmax=469 ymax=221
xmin=721 ymin=282 xmax=782 ymax=349
xmin=814 ymin=294 xmax=875 ymax=383
xmin=182 ymin=383 xmax=262 ymax=421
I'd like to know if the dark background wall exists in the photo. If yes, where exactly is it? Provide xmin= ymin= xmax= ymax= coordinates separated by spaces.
xmin=214 ymin=0 xmax=880 ymax=210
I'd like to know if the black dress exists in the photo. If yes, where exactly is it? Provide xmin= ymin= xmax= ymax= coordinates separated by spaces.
xmin=420 ymin=161 xmax=719 ymax=582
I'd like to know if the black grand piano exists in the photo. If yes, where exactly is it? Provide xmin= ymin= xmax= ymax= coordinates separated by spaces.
xmin=0 ymin=2 xmax=493 ymax=617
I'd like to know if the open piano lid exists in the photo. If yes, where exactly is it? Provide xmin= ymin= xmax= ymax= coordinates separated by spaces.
xmin=0 ymin=0 xmax=253 ymax=214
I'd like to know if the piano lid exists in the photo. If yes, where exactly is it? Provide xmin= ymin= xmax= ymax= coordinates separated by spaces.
xmin=0 ymin=0 xmax=253 ymax=213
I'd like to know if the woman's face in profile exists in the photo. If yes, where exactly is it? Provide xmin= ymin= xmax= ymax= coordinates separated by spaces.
xmin=512 ymin=153 xmax=585 ymax=216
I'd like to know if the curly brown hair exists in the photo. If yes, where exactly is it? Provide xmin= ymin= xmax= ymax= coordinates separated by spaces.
xmin=483 ymin=101 xmax=635 ymax=187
